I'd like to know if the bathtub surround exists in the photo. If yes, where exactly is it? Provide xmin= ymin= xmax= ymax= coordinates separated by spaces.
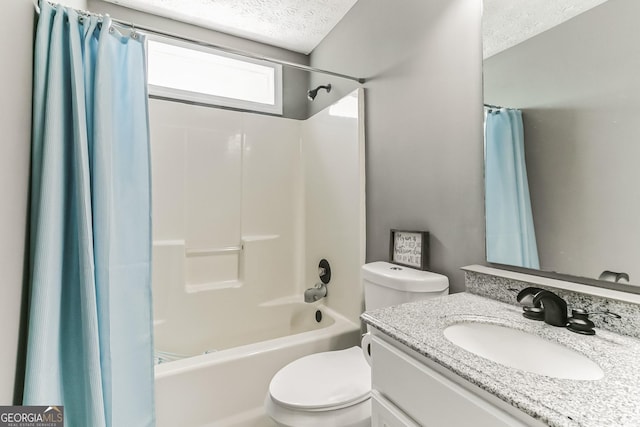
xmin=149 ymin=91 xmax=364 ymax=425
xmin=150 ymin=101 xmax=303 ymax=355
xmin=303 ymin=91 xmax=366 ymax=324
xmin=25 ymin=3 xmax=154 ymax=425
xmin=150 ymin=92 xmax=365 ymax=352
xmin=464 ymin=265 xmax=640 ymax=339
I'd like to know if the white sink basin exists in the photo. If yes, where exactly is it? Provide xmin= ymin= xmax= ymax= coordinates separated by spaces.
xmin=443 ymin=322 xmax=604 ymax=380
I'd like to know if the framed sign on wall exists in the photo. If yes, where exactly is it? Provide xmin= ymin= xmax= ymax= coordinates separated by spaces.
xmin=389 ymin=229 xmax=429 ymax=270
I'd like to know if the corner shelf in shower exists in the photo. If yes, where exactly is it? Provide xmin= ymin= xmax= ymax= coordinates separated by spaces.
xmin=182 ymin=235 xmax=280 ymax=293
xmin=185 ymin=279 xmax=243 ymax=293
xmin=241 ymin=234 xmax=280 ymax=242
xmin=185 ymin=246 xmax=243 ymax=257
xmin=183 ymin=234 xmax=280 ymax=257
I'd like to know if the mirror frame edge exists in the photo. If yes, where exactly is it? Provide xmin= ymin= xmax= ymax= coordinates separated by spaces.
xmin=479 ymin=2 xmax=640 ymax=297
xmin=484 ymin=262 xmax=640 ymax=296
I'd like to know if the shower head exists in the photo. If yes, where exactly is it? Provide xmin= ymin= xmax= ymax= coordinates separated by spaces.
xmin=307 ymin=84 xmax=332 ymax=101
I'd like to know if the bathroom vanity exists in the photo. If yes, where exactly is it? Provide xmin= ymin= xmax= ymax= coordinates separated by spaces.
xmin=362 ymin=271 xmax=640 ymax=427
xmin=368 ymin=333 xmax=542 ymax=427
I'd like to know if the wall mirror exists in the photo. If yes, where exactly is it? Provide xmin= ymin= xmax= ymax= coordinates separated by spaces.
xmin=482 ymin=0 xmax=640 ymax=292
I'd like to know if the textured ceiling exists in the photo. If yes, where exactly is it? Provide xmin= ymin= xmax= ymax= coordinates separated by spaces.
xmin=103 ymin=0 xmax=359 ymax=54
xmin=483 ymin=0 xmax=609 ymax=58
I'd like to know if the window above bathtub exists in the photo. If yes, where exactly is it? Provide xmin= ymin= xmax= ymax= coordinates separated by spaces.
xmin=146 ymin=35 xmax=283 ymax=115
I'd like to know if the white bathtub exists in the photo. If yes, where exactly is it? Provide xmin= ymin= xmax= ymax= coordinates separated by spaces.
xmin=154 ymin=301 xmax=361 ymax=427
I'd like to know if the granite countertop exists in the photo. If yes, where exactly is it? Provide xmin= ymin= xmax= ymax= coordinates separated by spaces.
xmin=361 ymin=292 xmax=640 ymax=427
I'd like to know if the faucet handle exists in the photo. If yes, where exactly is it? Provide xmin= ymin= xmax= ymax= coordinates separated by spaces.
xmin=574 ymin=309 xmax=621 ymax=319
xmin=567 ymin=309 xmax=596 ymax=335
xmin=516 ymin=287 xmax=545 ymax=306
xmin=515 ymin=287 xmax=546 ymax=321
xmin=522 ymin=306 xmax=545 ymax=321
xmin=567 ymin=309 xmax=621 ymax=335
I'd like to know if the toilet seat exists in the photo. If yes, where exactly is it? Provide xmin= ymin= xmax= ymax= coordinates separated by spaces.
xmin=269 ymin=346 xmax=371 ymax=411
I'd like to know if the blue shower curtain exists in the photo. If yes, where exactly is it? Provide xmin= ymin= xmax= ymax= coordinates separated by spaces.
xmin=485 ymin=108 xmax=540 ymax=269
xmin=25 ymin=2 xmax=154 ymax=426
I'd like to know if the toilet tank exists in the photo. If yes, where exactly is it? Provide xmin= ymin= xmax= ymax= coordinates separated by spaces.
xmin=362 ymin=261 xmax=449 ymax=311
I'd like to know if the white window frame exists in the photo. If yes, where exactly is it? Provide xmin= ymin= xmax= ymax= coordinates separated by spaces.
xmin=146 ymin=34 xmax=283 ymax=115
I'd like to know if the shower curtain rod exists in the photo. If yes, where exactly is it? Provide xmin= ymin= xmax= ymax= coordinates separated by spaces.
xmin=115 ymin=19 xmax=367 ymax=84
xmin=32 ymin=0 xmax=366 ymax=84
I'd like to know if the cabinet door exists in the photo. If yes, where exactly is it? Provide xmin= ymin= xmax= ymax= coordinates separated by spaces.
xmin=371 ymin=390 xmax=420 ymax=427
xmin=371 ymin=337 xmax=527 ymax=427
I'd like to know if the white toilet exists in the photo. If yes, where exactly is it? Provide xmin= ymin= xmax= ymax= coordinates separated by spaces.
xmin=265 ymin=261 xmax=449 ymax=426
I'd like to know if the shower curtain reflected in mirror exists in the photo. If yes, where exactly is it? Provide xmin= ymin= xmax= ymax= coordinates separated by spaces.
xmin=484 ymin=108 xmax=540 ymax=269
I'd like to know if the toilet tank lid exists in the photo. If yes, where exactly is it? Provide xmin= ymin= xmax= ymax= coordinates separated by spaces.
xmin=362 ymin=261 xmax=449 ymax=292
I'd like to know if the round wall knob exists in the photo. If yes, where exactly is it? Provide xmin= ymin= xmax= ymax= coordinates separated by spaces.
xmin=319 ymin=259 xmax=331 ymax=284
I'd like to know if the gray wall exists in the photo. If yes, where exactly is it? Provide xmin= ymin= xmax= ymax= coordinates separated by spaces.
xmin=87 ymin=0 xmax=310 ymax=120
xmin=484 ymin=0 xmax=640 ymax=284
xmin=310 ymin=0 xmax=485 ymax=292
xmin=0 ymin=0 xmax=37 ymax=405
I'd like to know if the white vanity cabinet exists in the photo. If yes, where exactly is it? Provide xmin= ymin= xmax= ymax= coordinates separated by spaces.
xmin=370 ymin=335 xmax=543 ymax=427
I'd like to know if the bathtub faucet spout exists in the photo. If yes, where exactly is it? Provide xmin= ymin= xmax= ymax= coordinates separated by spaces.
xmin=304 ymin=282 xmax=327 ymax=303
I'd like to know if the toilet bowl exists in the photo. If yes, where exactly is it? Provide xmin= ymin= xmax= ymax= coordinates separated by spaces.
xmin=265 ymin=346 xmax=371 ymax=427
xmin=265 ymin=262 xmax=449 ymax=426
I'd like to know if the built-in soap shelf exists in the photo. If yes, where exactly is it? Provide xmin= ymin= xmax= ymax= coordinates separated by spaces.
xmin=153 ymin=236 xmax=281 ymax=293
xmin=183 ymin=234 xmax=279 ymax=258
xmin=185 ymin=246 xmax=242 ymax=257
xmin=186 ymin=280 xmax=243 ymax=293
xmin=182 ymin=235 xmax=281 ymax=292
xmin=241 ymin=234 xmax=279 ymax=242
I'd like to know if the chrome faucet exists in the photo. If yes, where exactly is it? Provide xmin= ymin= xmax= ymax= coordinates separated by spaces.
xmin=304 ymin=282 xmax=327 ymax=303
